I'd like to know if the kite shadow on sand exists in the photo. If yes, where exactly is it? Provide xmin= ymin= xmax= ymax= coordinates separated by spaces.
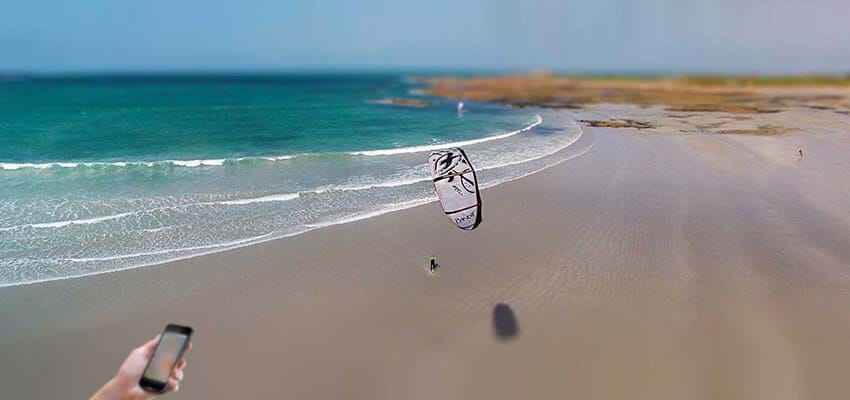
xmin=492 ymin=303 xmax=520 ymax=340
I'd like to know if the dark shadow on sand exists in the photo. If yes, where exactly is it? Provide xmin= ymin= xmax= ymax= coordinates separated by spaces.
xmin=492 ymin=303 xmax=520 ymax=340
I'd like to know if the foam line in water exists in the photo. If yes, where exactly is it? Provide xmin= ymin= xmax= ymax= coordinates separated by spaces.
xmin=54 ymin=198 xmax=437 ymax=264
xmin=22 ymin=212 xmax=135 ymax=229
xmin=1 ymin=162 xmax=81 ymax=170
xmin=1 ymin=197 xmax=441 ymax=288
xmin=170 ymin=159 xmax=226 ymax=167
xmin=65 ymin=232 xmax=277 ymax=262
xmin=0 ymin=115 xmax=541 ymax=171
xmin=0 ymin=155 xmax=296 ymax=171
xmin=478 ymin=121 xmax=583 ymax=172
xmin=216 ymin=193 xmax=300 ymax=205
xmin=312 ymin=176 xmax=430 ymax=194
xmin=304 ymin=197 xmax=437 ymax=229
xmin=1 ymin=176 xmax=435 ymax=232
xmin=480 ymin=126 xmax=596 ymax=190
xmin=0 ymin=192 xmax=302 ymax=231
xmin=0 ymin=175 xmax=435 ymax=232
xmin=348 ymin=114 xmax=542 ymax=156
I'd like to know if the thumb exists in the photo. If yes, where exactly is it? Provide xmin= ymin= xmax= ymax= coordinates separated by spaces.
xmin=138 ymin=335 xmax=161 ymax=358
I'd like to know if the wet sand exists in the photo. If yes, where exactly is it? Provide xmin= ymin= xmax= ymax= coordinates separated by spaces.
xmin=1 ymin=108 xmax=850 ymax=399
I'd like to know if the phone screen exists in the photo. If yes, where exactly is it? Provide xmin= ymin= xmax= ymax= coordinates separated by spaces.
xmin=143 ymin=331 xmax=188 ymax=384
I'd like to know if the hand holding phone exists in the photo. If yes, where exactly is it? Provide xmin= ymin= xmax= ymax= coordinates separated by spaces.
xmin=89 ymin=325 xmax=193 ymax=400
xmin=140 ymin=324 xmax=194 ymax=393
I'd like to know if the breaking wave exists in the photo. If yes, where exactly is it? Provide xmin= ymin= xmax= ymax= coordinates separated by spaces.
xmin=0 ymin=155 xmax=295 ymax=171
xmin=0 ymin=115 xmax=542 ymax=172
xmin=349 ymin=114 xmax=542 ymax=156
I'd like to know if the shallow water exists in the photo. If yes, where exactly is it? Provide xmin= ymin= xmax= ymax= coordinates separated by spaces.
xmin=0 ymin=74 xmax=583 ymax=286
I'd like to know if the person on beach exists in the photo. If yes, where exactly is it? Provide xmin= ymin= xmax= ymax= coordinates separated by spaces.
xmin=90 ymin=336 xmax=191 ymax=400
xmin=430 ymin=256 xmax=439 ymax=273
xmin=798 ymin=149 xmax=803 ymax=157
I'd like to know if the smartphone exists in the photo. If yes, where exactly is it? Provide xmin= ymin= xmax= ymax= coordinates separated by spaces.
xmin=139 ymin=324 xmax=193 ymax=393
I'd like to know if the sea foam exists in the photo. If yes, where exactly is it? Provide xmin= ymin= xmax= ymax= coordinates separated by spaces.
xmin=349 ymin=114 xmax=542 ymax=156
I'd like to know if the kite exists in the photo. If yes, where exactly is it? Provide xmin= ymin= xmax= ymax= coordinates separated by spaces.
xmin=428 ymin=147 xmax=482 ymax=230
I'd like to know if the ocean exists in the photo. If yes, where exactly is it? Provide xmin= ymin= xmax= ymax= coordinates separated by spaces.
xmin=0 ymin=73 xmax=584 ymax=286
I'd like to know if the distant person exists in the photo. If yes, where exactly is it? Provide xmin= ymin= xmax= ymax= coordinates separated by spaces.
xmin=798 ymin=149 xmax=803 ymax=157
xmin=90 ymin=336 xmax=191 ymax=400
xmin=430 ymin=256 xmax=439 ymax=273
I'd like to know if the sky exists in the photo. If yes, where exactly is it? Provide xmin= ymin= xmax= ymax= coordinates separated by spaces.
xmin=2 ymin=0 xmax=849 ymax=74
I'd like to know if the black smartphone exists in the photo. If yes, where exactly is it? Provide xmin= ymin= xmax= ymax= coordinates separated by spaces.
xmin=139 ymin=324 xmax=193 ymax=393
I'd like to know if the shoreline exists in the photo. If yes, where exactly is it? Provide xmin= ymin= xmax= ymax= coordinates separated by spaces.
xmin=2 ymin=106 xmax=849 ymax=398
xmin=0 ymin=112 xmax=578 ymax=288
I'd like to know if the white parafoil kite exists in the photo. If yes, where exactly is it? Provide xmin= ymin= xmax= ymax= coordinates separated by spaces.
xmin=428 ymin=147 xmax=482 ymax=230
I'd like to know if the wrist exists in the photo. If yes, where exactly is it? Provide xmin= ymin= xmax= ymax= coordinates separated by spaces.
xmin=92 ymin=376 xmax=146 ymax=400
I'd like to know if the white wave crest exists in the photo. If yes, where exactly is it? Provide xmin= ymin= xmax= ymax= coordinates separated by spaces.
xmin=0 ymin=155 xmax=296 ymax=171
xmin=349 ymin=114 xmax=542 ymax=156
xmin=16 ymin=212 xmax=135 ymax=230
xmin=170 ymin=159 xmax=226 ymax=167
xmin=216 ymin=193 xmax=300 ymax=205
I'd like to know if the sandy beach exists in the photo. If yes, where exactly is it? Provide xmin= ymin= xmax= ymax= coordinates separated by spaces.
xmin=2 ymin=105 xmax=850 ymax=399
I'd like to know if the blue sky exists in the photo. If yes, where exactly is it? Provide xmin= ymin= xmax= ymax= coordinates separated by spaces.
xmin=2 ymin=0 xmax=849 ymax=73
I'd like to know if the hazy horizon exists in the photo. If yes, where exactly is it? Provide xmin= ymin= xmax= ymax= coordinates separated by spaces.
xmin=2 ymin=0 xmax=850 ymax=74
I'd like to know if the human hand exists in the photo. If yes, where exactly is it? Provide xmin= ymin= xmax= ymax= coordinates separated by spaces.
xmin=90 ymin=336 xmax=191 ymax=400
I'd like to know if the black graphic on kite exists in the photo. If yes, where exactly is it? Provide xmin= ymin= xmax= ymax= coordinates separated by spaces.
xmin=428 ymin=147 xmax=482 ymax=230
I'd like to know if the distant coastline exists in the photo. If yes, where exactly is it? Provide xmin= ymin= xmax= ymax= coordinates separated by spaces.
xmin=421 ymin=73 xmax=850 ymax=112
xmin=420 ymin=72 xmax=850 ymax=136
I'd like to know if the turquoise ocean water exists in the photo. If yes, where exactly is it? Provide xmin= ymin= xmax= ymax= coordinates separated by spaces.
xmin=0 ymin=74 xmax=584 ymax=286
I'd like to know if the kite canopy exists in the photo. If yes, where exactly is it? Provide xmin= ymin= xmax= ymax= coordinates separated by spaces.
xmin=428 ymin=147 xmax=482 ymax=230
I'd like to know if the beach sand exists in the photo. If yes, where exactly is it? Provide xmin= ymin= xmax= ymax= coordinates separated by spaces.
xmin=2 ymin=108 xmax=850 ymax=399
